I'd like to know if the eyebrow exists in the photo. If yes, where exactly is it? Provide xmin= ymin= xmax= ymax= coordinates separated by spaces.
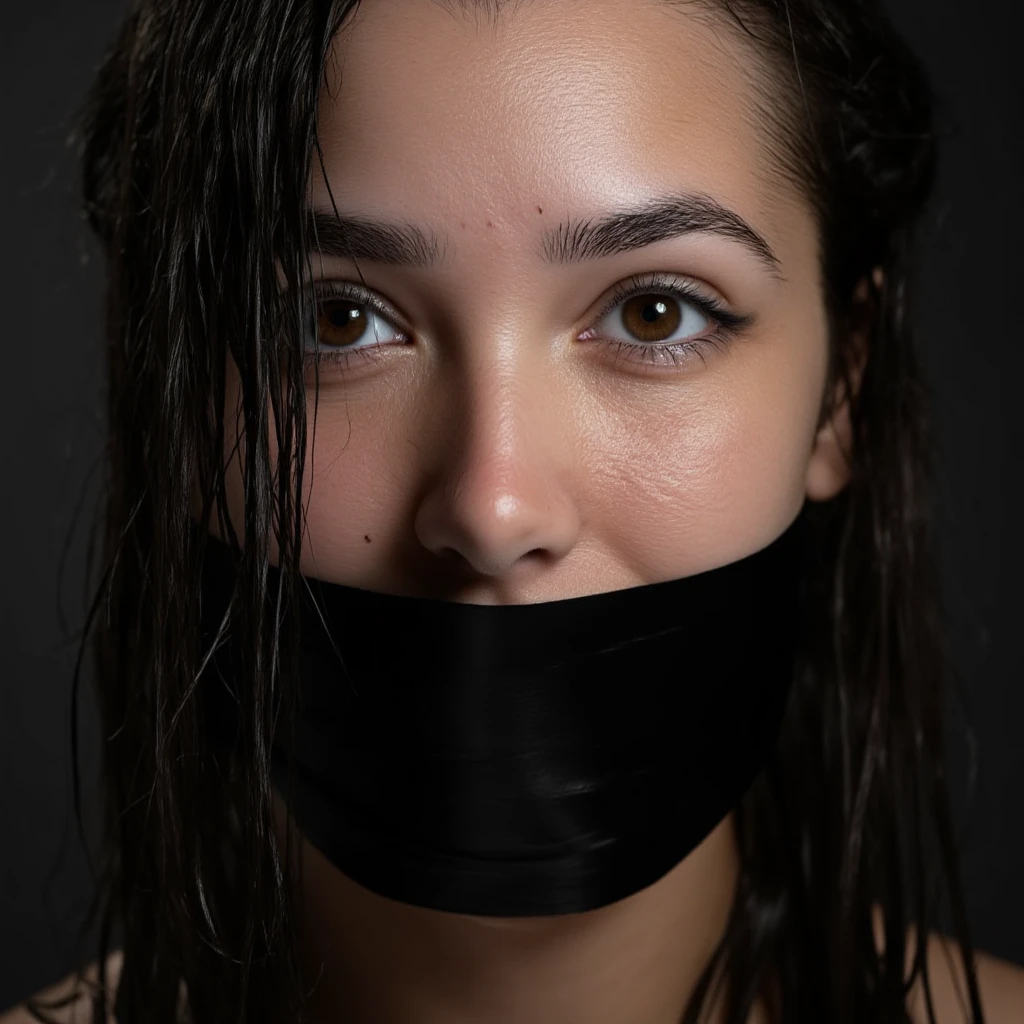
xmin=307 ymin=191 xmax=782 ymax=276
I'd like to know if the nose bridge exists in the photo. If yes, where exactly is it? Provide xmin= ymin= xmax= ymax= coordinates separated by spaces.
xmin=413 ymin=322 xmax=580 ymax=577
xmin=460 ymin=343 xmax=547 ymax=479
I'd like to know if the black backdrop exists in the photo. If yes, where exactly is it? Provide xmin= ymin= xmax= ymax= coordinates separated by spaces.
xmin=1 ymin=0 xmax=1021 ymax=1010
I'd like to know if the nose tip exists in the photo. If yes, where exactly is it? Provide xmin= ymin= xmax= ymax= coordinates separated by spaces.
xmin=415 ymin=482 xmax=578 ymax=582
xmin=411 ymin=353 xmax=581 ymax=586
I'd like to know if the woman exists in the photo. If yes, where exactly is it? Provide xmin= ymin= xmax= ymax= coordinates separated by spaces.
xmin=4 ymin=0 xmax=1023 ymax=1021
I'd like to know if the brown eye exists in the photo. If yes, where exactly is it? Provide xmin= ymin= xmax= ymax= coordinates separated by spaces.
xmin=309 ymin=294 xmax=403 ymax=354
xmin=618 ymin=294 xmax=684 ymax=343
xmin=593 ymin=289 xmax=709 ymax=347
xmin=319 ymin=299 xmax=369 ymax=348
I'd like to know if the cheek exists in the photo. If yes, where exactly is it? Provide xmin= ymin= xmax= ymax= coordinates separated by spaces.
xmin=293 ymin=392 xmax=415 ymax=575
xmin=216 ymin=367 xmax=398 ymax=568
xmin=584 ymin=337 xmax=827 ymax=575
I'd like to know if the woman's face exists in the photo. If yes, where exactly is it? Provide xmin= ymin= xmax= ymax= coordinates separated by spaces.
xmin=224 ymin=0 xmax=851 ymax=599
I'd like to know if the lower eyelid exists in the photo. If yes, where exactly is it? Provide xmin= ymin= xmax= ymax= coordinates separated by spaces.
xmin=599 ymin=332 xmax=733 ymax=371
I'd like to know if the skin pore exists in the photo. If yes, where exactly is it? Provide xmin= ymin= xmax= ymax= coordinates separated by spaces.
xmin=227 ymin=0 xmax=854 ymax=1021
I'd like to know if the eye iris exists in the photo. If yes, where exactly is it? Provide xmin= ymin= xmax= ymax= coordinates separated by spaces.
xmin=318 ymin=299 xmax=367 ymax=348
xmin=622 ymin=293 xmax=681 ymax=342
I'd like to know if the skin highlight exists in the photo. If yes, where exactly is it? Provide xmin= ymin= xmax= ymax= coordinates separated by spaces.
xmin=211 ymin=1 xmax=853 ymax=1021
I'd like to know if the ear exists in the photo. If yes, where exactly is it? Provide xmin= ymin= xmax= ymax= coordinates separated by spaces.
xmin=805 ymin=269 xmax=879 ymax=502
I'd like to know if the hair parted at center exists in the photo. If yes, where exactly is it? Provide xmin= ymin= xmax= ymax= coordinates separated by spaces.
xmin=23 ymin=1 xmax=986 ymax=1022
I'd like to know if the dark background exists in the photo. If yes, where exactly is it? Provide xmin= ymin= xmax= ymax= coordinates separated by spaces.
xmin=1 ymin=0 xmax=1021 ymax=1010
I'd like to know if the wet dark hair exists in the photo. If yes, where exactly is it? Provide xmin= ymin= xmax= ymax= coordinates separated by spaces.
xmin=21 ymin=0 xmax=987 ymax=1022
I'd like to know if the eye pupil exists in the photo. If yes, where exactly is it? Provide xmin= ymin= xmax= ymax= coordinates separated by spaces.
xmin=642 ymin=300 xmax=667 ymax=322
xmin=327 ymin=301 xmax=362 ymax=327
xmin=623 ymin=293 xmax=681 ymax=340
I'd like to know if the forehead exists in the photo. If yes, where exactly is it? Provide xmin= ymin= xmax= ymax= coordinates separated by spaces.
xmin=316 ymin=0 xmax=806 ymax=257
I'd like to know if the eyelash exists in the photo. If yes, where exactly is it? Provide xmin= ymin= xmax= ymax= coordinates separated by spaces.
xmin=303 ymin=272 xmax=752 ymax=373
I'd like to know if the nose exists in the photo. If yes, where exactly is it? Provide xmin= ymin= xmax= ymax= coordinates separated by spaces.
xmin=412 ymin=364 xmax=580 ymax=582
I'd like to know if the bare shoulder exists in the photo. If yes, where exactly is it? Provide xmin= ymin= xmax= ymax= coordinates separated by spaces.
xmin=0 ymin=951 xmax=123 ymax=1024
xmin=872 ymin=903 xmax=1024 ymax=1023
xmin=909 ymin=928 xmax=1024 ymax=1024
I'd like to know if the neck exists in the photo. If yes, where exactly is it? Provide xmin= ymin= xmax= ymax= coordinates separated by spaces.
xmin=272 ymin=792 xmax=758 ymax=1024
